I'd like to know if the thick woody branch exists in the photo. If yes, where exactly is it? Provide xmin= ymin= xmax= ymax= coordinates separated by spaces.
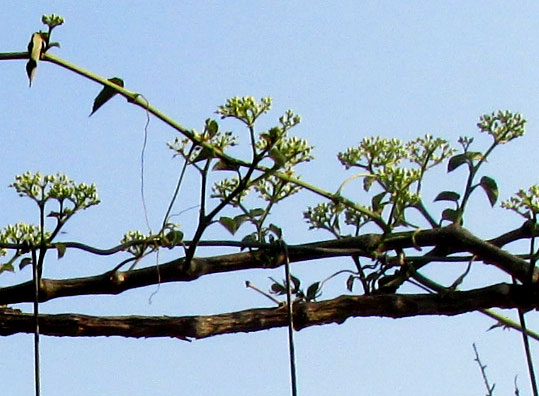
xmin=0 ymin=225 xmax=534 ymax=305
xmin=0 ymin=283 xmax=537 ymax=339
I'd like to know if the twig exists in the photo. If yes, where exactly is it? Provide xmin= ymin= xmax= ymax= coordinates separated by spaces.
xmin=245 ymin=281 xmax=281 ymax=305
xmin=473 ymin=343 xmax=495 ymax=396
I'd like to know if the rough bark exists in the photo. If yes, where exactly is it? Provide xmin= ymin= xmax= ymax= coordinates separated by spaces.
xmin=1 ymin=283 xmax=537 ymax=339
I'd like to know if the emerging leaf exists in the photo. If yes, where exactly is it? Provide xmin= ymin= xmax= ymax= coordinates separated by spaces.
xmin=479 ymin=176 xmax=498 ymax=206
xmin=306 ymin=281 xmax=320 ymax=301
xmin=447 ymin=153 xmax=468 ymax=173
xmin=56 ymin=243 xmax=66 ymax=259
xmin=441 ymin=208 xmax=459 ymax=223
xmin=90 ymin=77 xmax=124 ymax=116
xmin=434 ymin=191 xmax=461 ymax=202
xmin=19 ymin=257 xmax=33 ymax=270
xmin=26 ymin=32 xmax=46 ymax=87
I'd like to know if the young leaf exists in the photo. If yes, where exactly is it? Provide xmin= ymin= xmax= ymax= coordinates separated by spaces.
xmin=89 ymin=77 xmax=124 ymax=116
xmin=0 ymin=262 xmax=15 ymax=275
xmin=290 ymin=275 xmax=301 ymax=293
xmin=218 ymin=217 xmax=240 ymax=235
xmin=213 ymin=159 xmax=240 ymax=171
xmin=270 ymin=280 xmax=286 ymax=295
xmin=371 ymin=191 xmax=386 ymax=213
xmin=26 ymin=32 xmax=46 ymax=87
xmin=447 ymin=153 xmax=468 ymax=173
xmin=346 ymin=275 xmax=355 ymax=292
xmin=441 ymin=208 xmax=459 ymax=223
xmin=434 ymin=191 xmax=460 ymax=202
xmin=56 ymin=243 xmax=66 ymax=259
xmin=306 ymin=281 xmax=320 ymax=301
xmin=479 ymin=176 xmax=498 ymax=206
xmin=19 ymin=257 xmax=33 ymax=270
xmin=269 ymin=148 xmax=287 ymax=168
xmin=268 ymin=223 xmax=282 ymax=239
xmin=363 ymin=175 xmax=374 ymax=192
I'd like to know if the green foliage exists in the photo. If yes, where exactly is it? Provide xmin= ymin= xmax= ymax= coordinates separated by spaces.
xmin=502 ymin=185 xmax=539 ymax=219
xmin=477 ymin=110 xmax=526 ymax=144
xmin=11 ymin=172 xmax=100 ymax=216
xmin=217 ymin=96 xmax=272 ymax=127
xmin=306 ymin=111 xmax=527 ymax=235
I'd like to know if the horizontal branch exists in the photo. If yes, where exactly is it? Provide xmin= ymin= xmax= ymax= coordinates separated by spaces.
xmin=0 ymin=225 xmax=535 ymax=305
xmin=0 ymin=283 xmax=537 ymax=339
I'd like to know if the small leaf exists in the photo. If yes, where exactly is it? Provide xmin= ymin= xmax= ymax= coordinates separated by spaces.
xmin=441 ymin=208 xmax=459 ymax=223
xmin=346 ymin=275 xmax=355 ymax=292
xmin=162 ymin=230 xmax=184 ymax=247
xmin=269 ymin=148 xmax=287 ymax=168
xmin=371 ymin=192 xmax=386 ymax=213
xmin=447 ymin=153 xmax=469 ymax=172
xmin=19 ymin=257 xmax=33 ymax=270
xmin=26 ymin=32 xmax=46 ymax=87
xmin=90 ymin=77 xmax=124 ymax=116
xmin=306 ymin=282 xmax=320 ymax=301
xmin=192 ymin=147 xmax=214 ymax=163
xmin=270 ymin=280 xmax=286 ymax=295
xmin=56 ymin=243 xmax=66 ymax=259
xmin=249 ymin=208 xmax=265 ymax=218
xmin=290 ymin=275 xmax=301 ymax=292
xmin=0 ymin=262 xmax=15 ymax=275
xmin=213 ymin=159 xmax=240 ymax=171
xmin=479 ymin=176 xmax=498 ymax=206
xmin=363 ymin=176 xmax=374 ymax=192
xmin=434 ymin=191 xmax=461 ymax=202
xmin=218 ymin=217 xmax=240 ymax=235
xmin=268 ymin=223 xmax=282 ymax=239
xmin=205 ymin=119 xmax=219 ymax=137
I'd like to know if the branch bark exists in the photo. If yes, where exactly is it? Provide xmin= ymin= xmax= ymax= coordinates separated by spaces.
xmin=1 ymin=283 xmax=537 ymax=339
xmin=0 ymin=225 xmax=535 ymax=305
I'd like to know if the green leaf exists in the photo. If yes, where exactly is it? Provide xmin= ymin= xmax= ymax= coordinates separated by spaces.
xmin=371 ymin=192 xmax=386 ymax=213
xmin=0 ymin=262 xmax=15 ymax=275
xmin=270 ymin=280 xmax=286 ymax=295
xmin=218 ymin=217 xmax=238 ymax=235
xmin=162 ymin=230 xmax=184 ymax=247
xmin=212 ymin=159 xmax=240 ymax=171
xmin=218 ymin=216 xmax=247 ymax=235
xmin=346 ymin=275 xmax=355 ymax=292
xmin=26 ymin=32 xmax=46 ymax=87
xmin=290 ymin=275 xmax=301 ymax=293
xmin=56 ymin=243 xmax=66 ymax=259
xmin=447 ymin=153 xmax=468 ymax=172
xmin=363 ymin=175 xmax=375 ymax=192
xmin=206 ymin=119 xmax=219 ymax=137
xmin=269 ymin=148 xmax=287 ymax=168
xmin=268 ymin=223 xmax=282 ymax=239
xmin=479 ymin=176 xmax=498 ymax=206
xmin=441 ymin=208 xmax=459 ymax=223
xmin=306 ymin=282 xmax=320 ymax=301
xmin=19 ymin=257 xmax=33 ymax=270
xmin=434 ymin=191 xmax=461 ymax=202
xmin=192 ymin=147 xmax=214 ymax=163
xmin=249 ymin=208 xmax=265 ymax=217
xmin=89 ymin=77 xmax=124 ymax=116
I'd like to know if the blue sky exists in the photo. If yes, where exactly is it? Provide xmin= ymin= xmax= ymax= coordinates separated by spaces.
xmin=1 ymin=2 xmax=538 ymax=395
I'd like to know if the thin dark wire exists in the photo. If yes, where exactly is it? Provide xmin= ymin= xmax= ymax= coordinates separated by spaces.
xmin=517 ymin=309 xmax=538 ymax=396
xmin=32 ymin=249 xmax=40 ymax=396
xmin=282 ymin=241 xmax=298 ymax=396
xmin=138 ymin=95 xmax=152 ymax=232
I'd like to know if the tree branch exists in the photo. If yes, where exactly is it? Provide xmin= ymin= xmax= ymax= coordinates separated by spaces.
xmin=0 ymin=283 xmax=537 ymax=339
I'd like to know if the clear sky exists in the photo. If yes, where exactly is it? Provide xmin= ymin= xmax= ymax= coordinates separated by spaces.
xmin=1 ymin=2 xmax=538 ymax=395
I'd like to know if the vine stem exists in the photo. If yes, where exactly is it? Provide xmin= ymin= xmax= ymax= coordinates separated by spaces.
xmin=0 ymin=51 xmax=385 ymax=230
